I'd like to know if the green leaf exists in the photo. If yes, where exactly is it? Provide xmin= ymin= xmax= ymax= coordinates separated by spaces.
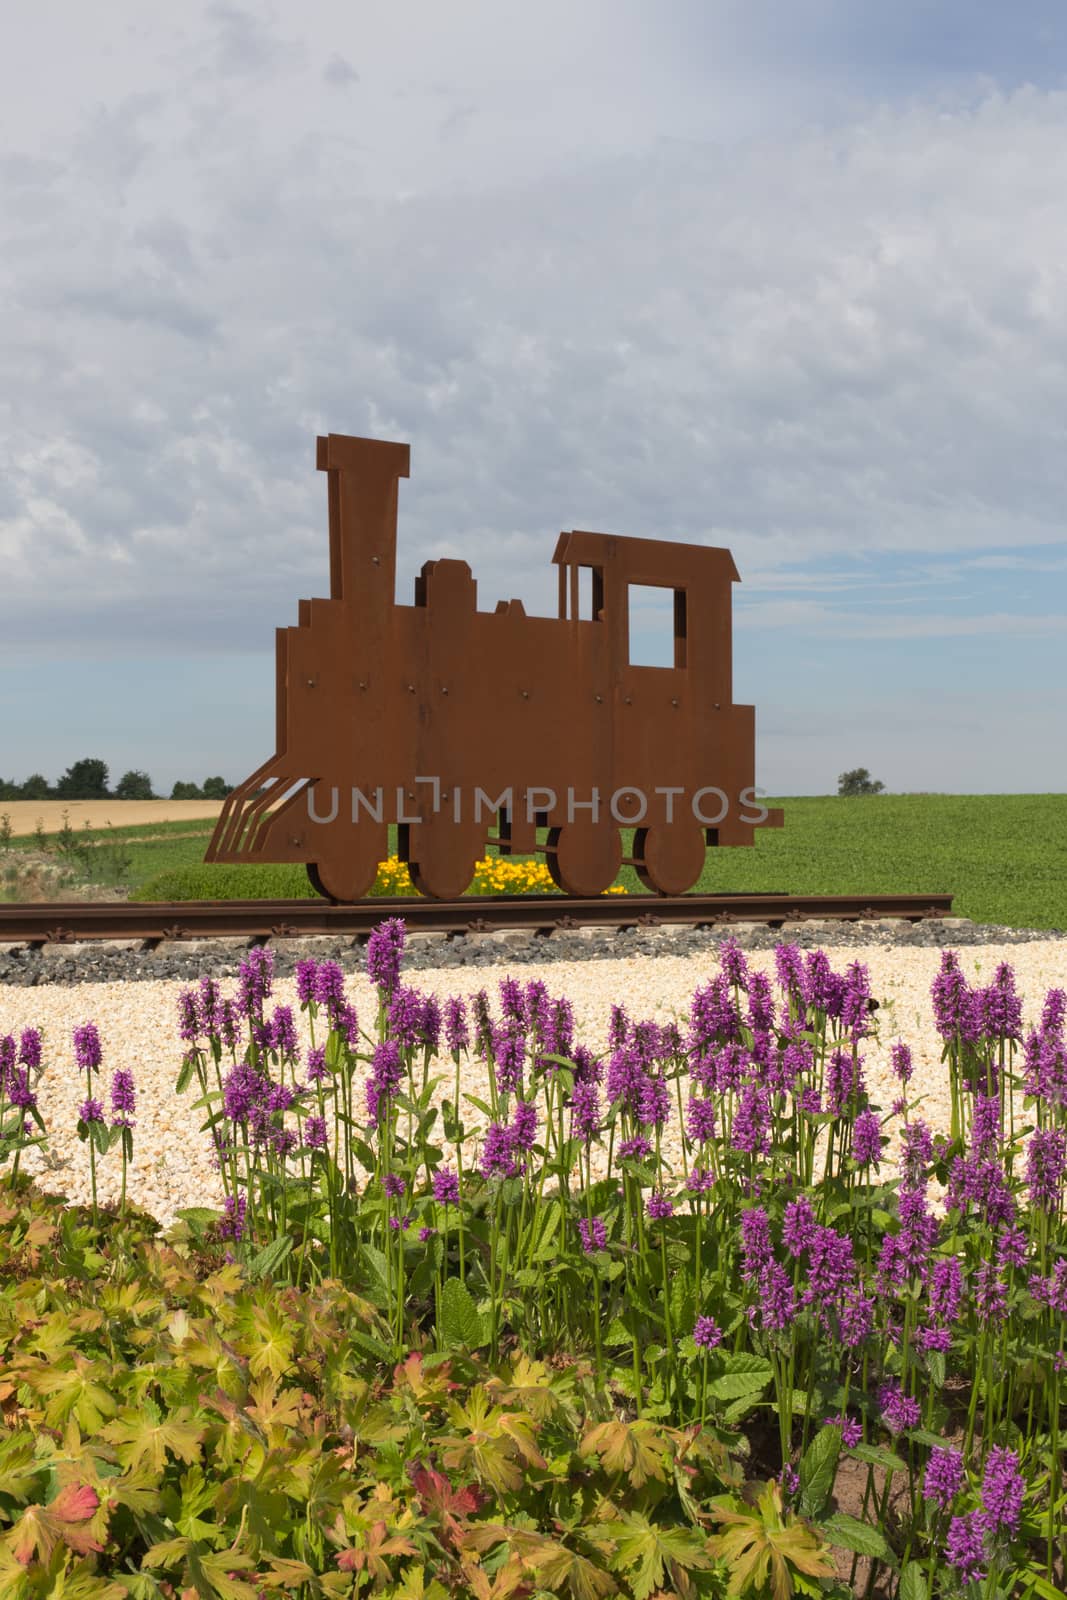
xmin=438 ymin=1278 xmax=487 ymax=1350
xmin=848 ymin=1442 xmax=907 ymax=1474
xmin=175 ymin=1058 xmax=196 ymax=1095
xmin=722 ymin=1353 xmax=775 ymax=1377
xmin=174 ymin=1208 xmax=220 ymax=1236
xmin=900 ymin=1560 xmax=929 ymax=1600
xmin=707 ymin=1359 xmax=773 ymax=1401
xmin=820 ymin=1514 xmax=888 ymax=1559
xmin=359 ymin=1244 xmax=393 ymax=1306
xmin=798 ymin=1424 xmax=840 ymax=1519
xmin=246 ymin=1233 xmax=294 ymax=1281
xmin=530 ymin=1199 xmax=562 ymax=1262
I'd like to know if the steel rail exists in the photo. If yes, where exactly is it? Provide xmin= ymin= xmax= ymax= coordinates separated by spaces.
xmin=0 ymin=892 xmax=954 ymax=944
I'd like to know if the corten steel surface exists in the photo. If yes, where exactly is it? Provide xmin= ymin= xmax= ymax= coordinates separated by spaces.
xmin=0 ymin=893 xmax=955 ymax=944
xmin=207 ymin=432 xmax=785 ymax=901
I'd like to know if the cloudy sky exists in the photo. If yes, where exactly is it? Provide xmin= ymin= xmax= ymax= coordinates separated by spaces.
xmin=2 ymin=0 xmax=1066 ymax=796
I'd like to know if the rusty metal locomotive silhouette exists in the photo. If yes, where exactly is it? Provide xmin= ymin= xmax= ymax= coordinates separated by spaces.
xmin=206 ymin=433 xmax=783 ymax=900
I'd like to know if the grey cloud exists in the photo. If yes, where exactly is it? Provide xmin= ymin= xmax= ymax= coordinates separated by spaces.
xmin=323 ymin=54 xmax=359 ymax=87
xmin=204 ymin=2 xmax=297 ymax=78
xmin=3 ymin=71 xmax=1067 ymax=665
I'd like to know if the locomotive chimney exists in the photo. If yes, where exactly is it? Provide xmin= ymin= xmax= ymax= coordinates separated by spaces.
xmin=316 ymin=434 xmax=411 ymax=604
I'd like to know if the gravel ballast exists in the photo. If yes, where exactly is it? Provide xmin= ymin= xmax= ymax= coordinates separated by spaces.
xmin=3 ymin=930 xmax=1065 ymax=1229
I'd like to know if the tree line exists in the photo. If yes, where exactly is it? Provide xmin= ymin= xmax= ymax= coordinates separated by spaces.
xmin=0 ymin=759 xmax=232 ymax=802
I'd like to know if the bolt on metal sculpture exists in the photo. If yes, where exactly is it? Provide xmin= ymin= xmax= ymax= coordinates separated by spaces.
xmin=206 ymin=433 xmax=783 ymax=900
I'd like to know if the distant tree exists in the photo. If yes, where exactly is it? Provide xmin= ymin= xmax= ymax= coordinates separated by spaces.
xmin=115 ymin=770 xmax=155 ymax=800
xmin=55 ymin=759 xmax=110 ymax=800
xmin=838 ymin=767 xmax=885 ymax=797
xmin=201 ymin=776 xmax=232 ymax=799
xmin=0 ymin=779 xmax=19 ymax=801
xmin=170 ymin=781 xmax=203 ymax=800
xmin=19 ymin=773 xmax=52 ymax=800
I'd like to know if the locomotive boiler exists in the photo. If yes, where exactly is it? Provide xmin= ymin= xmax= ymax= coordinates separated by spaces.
xmin=206 ymin=433 xmax=783 ymax=900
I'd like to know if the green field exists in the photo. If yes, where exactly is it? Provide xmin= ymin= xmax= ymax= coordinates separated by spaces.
xmin=103 ymin=794 xmax=1067 ymax=931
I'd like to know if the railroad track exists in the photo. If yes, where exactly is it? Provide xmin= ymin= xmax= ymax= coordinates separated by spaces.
xmin=0 ymin=892 xmax=954 ymax=945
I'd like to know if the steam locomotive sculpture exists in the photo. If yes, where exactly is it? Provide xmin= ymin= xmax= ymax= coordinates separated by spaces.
xmin=207 ymin=433 xmax=783 ymax=900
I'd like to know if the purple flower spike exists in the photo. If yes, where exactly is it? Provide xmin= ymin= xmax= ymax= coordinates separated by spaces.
xmin=578 ymin=1217 xmax=607 ymax=1254
xmin=303 ymin=1115 xmax=328 ymax=1150
xmin=646 ymin=1192 xmax=674 ymax=1221
xmin=824 ymin=1414 xmax=863 ymax=1449
xmin=981 ymin=1446 xmax=1025 ymax=1535
xmin=945 ymin=1511 xmax=986 ymax=1585
xmin=237 ymin=946 xmax=274 ymax=1020
xmin=432 ymin=1167 xmax=460 ymax=1206
xmin=294 ymin=957 xmax=319 ymax=1006
xmin=878 ymin=1381 xmax=921 ymax=1434
xmin=78 ymin=1097 xmax=104 ymax=1123
xmin=109 ymin=1068 xmax=136 ymax=1126
xmin=923 ymin=1446 xmax=965 ymax=1510
xmin=18 ymin=1029 xmax=42 ymax=1072
xmin=73 ymin=1023 xmax=102 ymax=1073
xmin=694 ymin=1315 xmax=723 ymax=1349
xmin=444 ymin=997 xmax=469 ymax=1053
xmin=1026 ymin=1127 xmax=1067 ymax=1213
xmin=366 ymin=918 xmax=406 ymax=995
xmin=852 ymin=1109 xmax=883 ymax=1167
xmin=570 ymin=1080 xmax=601 ymax=1143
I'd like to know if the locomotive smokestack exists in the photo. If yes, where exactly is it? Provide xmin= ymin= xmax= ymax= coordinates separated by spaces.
xmin=316 ymin=434 xmax=411 ymax=603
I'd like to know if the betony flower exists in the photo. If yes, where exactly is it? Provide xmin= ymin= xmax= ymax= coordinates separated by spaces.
xmin=879 ymin=1382 xmax=921 ymax=1434
xmin=177 ymin=991 xmax=199 ymax=1044
xmin=366 ymin=918 xmax=405 ymax=994
xmin=294 ymin=958 xmax=318 ymax=1005
xmin=890 ymin=1040 xmax=913 ymax=1083
xmin=852 ymin=1109 xmax=883 ymax=1167
xmin=570 ymin=1080 xmax=601 ymax=1143
xmin=432 ymin=1168 xmax=460 ymax=1206
xmin=578 ymin=1217 xmax=607 ymax=1254
xmin=719 ymin=937 xmax=749 ymax=991
xmin=303 ymin=1115 xmax=328 ymax=1150
xmin=78 ymin=1097 xmax=104 ymax=1123
xmin=1026 ymin=1127 xmax=1066 ymax=1213
xmin=945 ymin=1512 xmax=986 ymax=1584
xmin=824 ymin=1414 xmax=863 ymax=1449
xmin=73 ymin=1023 xmax=102 ymax=1073
xmin=17 ymin=1028 xmax=42 ymax=1073
xmin=444 ymin=997 xmax=469 ymax=1053
xmin=782 ymin=1196 xmax=817 ymax=1258
xmin=693 ymin=1315 xmax=723 ymax=1349
xmin=617 ymin=1135 xmax=652 ymax=1162
xmin=109 ymin=1068 xmax=136 ymax=1126
xmin=740 ymin=1207 xmax=773 ymax=1280
xmin=981 ymin=1446 xmax=1025 ymax=1535
xmin=647 ymin=1192 xmax=674 ymax=1220
xmin=510 ymin=1100 xmax=538 ymax=1152
xmin=685 ymin=1096 xmax=717 ymax=1145
xmin=923 ymin=1447 xmax=965 ymax=1510
xmin=237 ymin=947 xmax=274 ymax=1020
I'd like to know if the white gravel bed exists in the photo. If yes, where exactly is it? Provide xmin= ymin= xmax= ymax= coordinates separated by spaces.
xmin=3 ymin=943 xmax=1065 ymax=1228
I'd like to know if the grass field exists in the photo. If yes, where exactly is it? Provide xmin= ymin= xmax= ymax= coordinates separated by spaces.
xmin=94 ymin=793 xmax=1066 ymax=930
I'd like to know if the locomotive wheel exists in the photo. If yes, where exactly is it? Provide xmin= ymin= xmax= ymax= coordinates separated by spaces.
xmin=546 ymin=822 xmax=622 ymax=897
xmin=307 ymin=827 xmax=386 ymax=903
xmin=307 ymin=857 xmax=380 ymax=903
xmin=405 ymin=820 xmax=482 ymax=900
xmin=633 ymin=824 xmax=707 ymax=896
